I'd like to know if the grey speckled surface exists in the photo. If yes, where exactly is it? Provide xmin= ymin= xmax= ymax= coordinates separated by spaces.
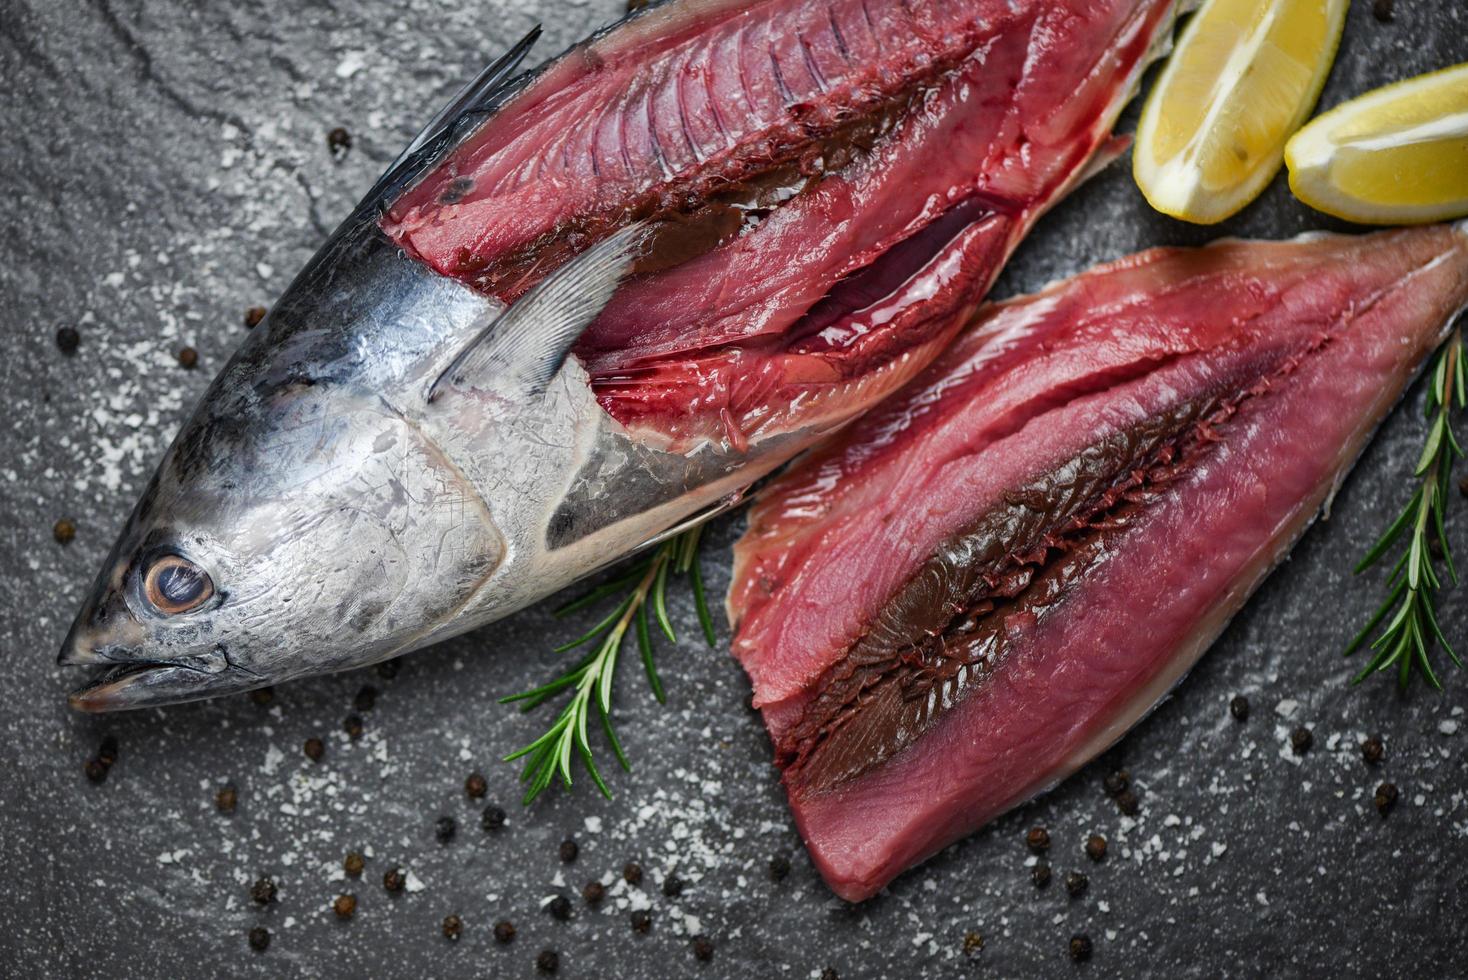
xmin=3 ymin=1 xmax=1467 ymax=977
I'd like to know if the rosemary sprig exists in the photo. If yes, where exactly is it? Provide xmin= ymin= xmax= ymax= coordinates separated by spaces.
xmin=1346 ymin=329 xmax=1464 ymax=689
xmin=501 ymin=525 xmax=715 ymax=804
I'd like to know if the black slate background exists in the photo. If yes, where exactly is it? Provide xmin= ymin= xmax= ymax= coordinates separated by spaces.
xmin=3 ymin=1 xmax=1467 ymax=977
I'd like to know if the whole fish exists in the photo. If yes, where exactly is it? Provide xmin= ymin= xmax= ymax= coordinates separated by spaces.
xmin=60 ymin=0 xmax=1179 ymax=710
xmin=727 ymin=224 xmax=1468 ymax=901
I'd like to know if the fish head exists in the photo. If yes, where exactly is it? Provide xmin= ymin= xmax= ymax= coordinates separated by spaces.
xmin=60 ymin=368 xmax=505 ymax=712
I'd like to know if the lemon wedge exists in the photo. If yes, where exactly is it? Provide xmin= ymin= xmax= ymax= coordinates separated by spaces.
xmin=1134 ymin=0 xmax=1347 ymax=224
xmin=1285 ymin=63 xmax=1468 ymax=224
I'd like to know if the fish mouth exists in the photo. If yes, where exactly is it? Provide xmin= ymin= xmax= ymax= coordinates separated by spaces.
xmin=62 ymin=645 xmax=261 ymax=712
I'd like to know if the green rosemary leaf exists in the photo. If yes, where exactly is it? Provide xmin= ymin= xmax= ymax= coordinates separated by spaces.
xmin=1344 ymin=577 xmax=1405 ymax=656
xmin=1416 ymin=412 xmax=1446 ymax=475
xmin=653 ymin=553 xmax=676 ymax=644
xmin=690 ymin=544 xmax=717 ymax=647
xmin=637 ymin=602 xmax=665 ymax=704
xmin=597 ymin=633 xmax=618 ymax=717
xmin=599 ymin=701 xmax=632 ymax=773
xmin=573 ymin=711 xmax=612 ymax=800
xmin=1354 ymin=496 xmax=1416 ymax=573
xmin=553 ymin=593 xmax=635 ymax=653
xmin=555 ymin=564 xmax=650 ymax=617
xmin=503 ymin=714 xmax=568 ymax=763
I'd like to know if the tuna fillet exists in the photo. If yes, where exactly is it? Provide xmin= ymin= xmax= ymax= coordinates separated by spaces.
xmin=727 ymin=225 xmax=1468 ymax=901
xmin=384 ymin=0 xmax=1177 ymax=450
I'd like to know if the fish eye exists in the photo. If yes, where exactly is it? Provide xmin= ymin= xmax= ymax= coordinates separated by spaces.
xmin=142 ymin=554 xmax=215 ymax=615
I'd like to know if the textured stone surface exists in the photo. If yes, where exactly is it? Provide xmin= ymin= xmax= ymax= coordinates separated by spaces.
xmin=2 ymin=1 xmax=1466 ymax=977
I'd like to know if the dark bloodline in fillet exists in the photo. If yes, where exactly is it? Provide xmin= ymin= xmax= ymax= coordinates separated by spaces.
xmin=782 ymin=364 xmax=1299 ymax=794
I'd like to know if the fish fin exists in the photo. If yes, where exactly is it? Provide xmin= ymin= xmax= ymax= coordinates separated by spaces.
xmin=355 ymin=26 xmax=542 ymax=215
xmin=428 ymin=222 xmax=650 ymax=402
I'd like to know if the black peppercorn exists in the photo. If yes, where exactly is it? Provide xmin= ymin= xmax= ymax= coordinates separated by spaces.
xmin=244 ymin=306 xmax=267 ymax=329
xmin=1065 ymin=871 xmax=1089 ymax=898
xmin=327 ymin=126 xmax=352 ymax=158
xmin=333 ymin=894 xmax=357 ymax=919
xmin=216 ymin=783 xmax=238 ymax=813
xmin=1032 ymin=863 xmax=1052 ymax=888
xmin=177 ymin=347 xmax=199 ymax=369
xmin=383 ymin=868 xmax=406 ymax=893
xmin=582 ymin=880 xmax=605 ymax=904
xmin=304 ymin=738 xmax=325 ymax=762
xmin=662 ymin=874 xmax=683 ymax=898
xmin=435 ymin=816 xmax=456 ymax=845
xmin=1372 ymin=0 xmax=1394 ymax=22
xmin=442 ymin=914 xmax=462 ymax=940
xmin=547 ymin=895 xmax=572 ymax=921
xmin=343 ymin=714 xmax=364 ymax=740
xmin=559 ymin=838 xmax=578 ymax=863
xmin=1362 ymin=735 xmax=1385 ymax=765
xmin=377 ymin=658 xmax=400 ymax=679
xmin=692 ymin=935 xmax=715 ymax=961
xmin=1115 ymin=789 xmax=1139 ymax=816
xmin=1374 ymin=782 xmax=1399 ymax=816
xmin=354 ymin=686 xmax=377 ymax=712
xmin=1069 ymin=934 xmax=1093 ymax=962
xmin=820 ymin=969 xmax=841 ymax=980
xmin=494 ymin=920 xmax=517 ymax=944
xmin=1025 ymin=826 xmax=1051 ymax=853
xmin=1229 ymin=695 xmax=1249 ymax=722
xmin=769 ymin=854 xmax=791 ymax=881
xmin=536 ymin=949 xmax=559 ymax=974
xmin=83 ymin=758 xmax=108 ymax=783
xmin=250 ymin=877 xmax=277 ymax=905
xmin=1103 ymin=770 xmax=1129 ymax=797
xmin=623 ymin=862 xmax=644 ymax=886
xmin=53 ymin=518 xmax=76 ymax=545
xmin=630 ymin=909 xmax=652 ymax=934
xmin=56 ymin=326 xmax=80 ymax=354
xmin=344 ymin=853 xmax=364 ymax=877
xmin=482 ymin=805 xmax=506 ymax=831
xmin=1085 ymin=834 xmax=1107 ymax=862
xmin=248 ymin=926 xmax=270 ymax=952
xmin=466 ymin=772 xmax=488 ymax=799
xmin=249 ymin=687 xmax=274 ymax=706
xmin=1290 ymin=727 xmax=1313 ymax=755
xmin=97 ymin=736 xmax=118 ymax=767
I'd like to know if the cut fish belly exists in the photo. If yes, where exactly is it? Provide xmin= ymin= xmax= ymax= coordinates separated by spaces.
xmin=727 ymin=225 xmax=1468 ymax=902
xmin=384 ymin=0 xmax=1178 ymax=450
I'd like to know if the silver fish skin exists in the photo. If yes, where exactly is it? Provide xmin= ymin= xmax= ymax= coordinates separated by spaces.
xmin=57 ymin=212 xmax=796 ymax=710
xmin=58 ymin=0 xmax=1182 ymax=710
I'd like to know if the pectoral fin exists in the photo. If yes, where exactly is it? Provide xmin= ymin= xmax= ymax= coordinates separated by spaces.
xmin=428 ymin=222 xmax=650 ymax=403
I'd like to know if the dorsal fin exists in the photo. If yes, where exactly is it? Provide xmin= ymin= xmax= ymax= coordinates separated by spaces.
xmin=427 ymin=222 xmax=650 ymax=404
xmin=354 ymin=26 xmax=542 ymax=218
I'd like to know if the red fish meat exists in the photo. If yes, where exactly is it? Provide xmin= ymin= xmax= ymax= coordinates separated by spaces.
xmin=385 ymin=0 xmax=1178 ymax=450
xmin=727 ymin=225 xmax=1468 ymax=901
